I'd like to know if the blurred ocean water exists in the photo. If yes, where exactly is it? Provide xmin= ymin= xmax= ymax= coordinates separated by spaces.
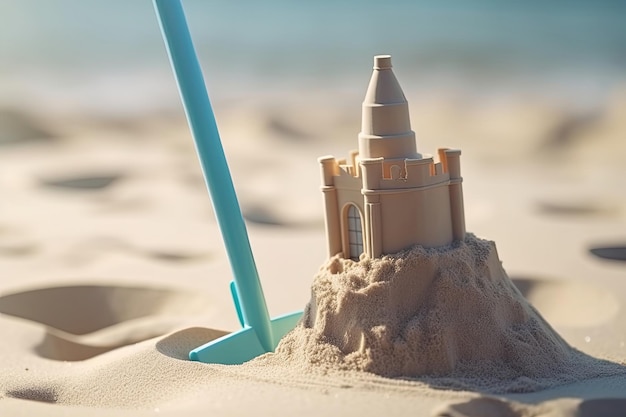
xmin=1 ymin=0 xmax=625 ymax=115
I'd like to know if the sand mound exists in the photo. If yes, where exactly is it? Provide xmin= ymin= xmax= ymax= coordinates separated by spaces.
xmin=274 ymin=234 xmax=625 ymax=392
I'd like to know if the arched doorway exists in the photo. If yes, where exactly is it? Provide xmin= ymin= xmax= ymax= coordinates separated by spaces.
xmin=347 ymin=205 xmax=364 ymax=261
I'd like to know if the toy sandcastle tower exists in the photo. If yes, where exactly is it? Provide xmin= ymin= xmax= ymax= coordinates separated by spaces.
xmin=319 ymin=55 xmax=466 ymax=260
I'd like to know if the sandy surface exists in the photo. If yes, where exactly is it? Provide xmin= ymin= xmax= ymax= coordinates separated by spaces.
xmin=0 ymin=85 xmax=625 ymax=416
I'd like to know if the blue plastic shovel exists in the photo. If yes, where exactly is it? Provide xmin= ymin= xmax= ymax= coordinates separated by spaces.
xmin=153 ymin=0 xmax=302 ymax=364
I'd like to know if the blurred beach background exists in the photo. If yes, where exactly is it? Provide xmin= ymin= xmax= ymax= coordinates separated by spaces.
xmin=2 ymin=1 xmax=626 ymax=129
xmin=1 ymin=3 xmax=626 ymax=414
xmin=1 ymin=1 xmax=625 ymax=145
xmin=1 ymin=0 xmax=626 ymax=339
xmin=3 ymin=1 xmax=626 ymax=100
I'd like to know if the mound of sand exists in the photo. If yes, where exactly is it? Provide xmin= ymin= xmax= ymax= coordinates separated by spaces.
xmin=273 ymin=234 xmax=625 ymax=392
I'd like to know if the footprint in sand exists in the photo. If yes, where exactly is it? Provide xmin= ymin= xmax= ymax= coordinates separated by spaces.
xmin=588 ymin=245 xmax=626 ymax=262
xmin=242 ymin=204 xmax=324 ymax=229
xmin=0 ymin=234 xmax=38 ymax=257
xmin=242 ymin=205 xmax=287 ymax=227
xmin=577 ymin=398 xmax=626 ymax=417
xmin=0 ymin=226 xmax=39 ymax=258
xmin=0 ymin=241 xmax=38 ymax=257
xmin=5 ymin=387 xmax=58 ymax=404
xmin=535 ymin=199 xmax=621 ymax=218
xmin=61 ymin=236 xmax=211 ymax=266
xmin=536 ymin=198 xmax=626 ymax=263
xmin=38 ymin=172 xmax=123 ymax=191
xmin=433 ymin=397 xmax=520 ymax=417
xmin=0 ymin=108 xmax=56 ymax=145
xmin=434 ymin=397 xmax=626 ymax=417
xmin=511 ymin=277 xmax=619 ymax=328
xmin=0 ymin=285 xmax=213 ymax=361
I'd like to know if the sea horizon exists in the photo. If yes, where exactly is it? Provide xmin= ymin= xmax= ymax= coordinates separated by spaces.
xmin=1 ymin=0 xmax=626 ymax=117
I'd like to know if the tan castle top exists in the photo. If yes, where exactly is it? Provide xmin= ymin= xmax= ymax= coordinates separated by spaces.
xmin=319 ymin=55 xmax=466 ymax=260
xmin=359 ymin=55 xmax=420 ymax=160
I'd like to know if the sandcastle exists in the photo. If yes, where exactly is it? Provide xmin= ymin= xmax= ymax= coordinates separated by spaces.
xmin=269 ymin=55 xmax=625 ymax=391
xmin=319 ymin=55 xmax=465 ymax=259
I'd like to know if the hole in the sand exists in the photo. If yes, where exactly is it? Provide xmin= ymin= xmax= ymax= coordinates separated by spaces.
xmin=243 ymin=206 xmax=286 ymax=227
xmin=266 ymin=117 xmax=311 ymax=141
xmin=0 ymin=108 xmax=57 ymax=145
xmin=146 ymin=250 xmax=210 ymax=263
xmin=156 ymin=327 xmax=229 ymax=360
xmin=578 ymin=398 xmax=626 ymax=417
xmin=0 ymin=285 xmax=212 ymax=361
xmin=535 ymin=200 xmax=619 ymax=218
xmin=511 ymin=277 xmax=619 ymax=327
xmin=589 ymin=245 xmax=626 ymax=262
xmin=39 ymin=173 xmax=122 ymax=191
xmin=539 ymin=110 xmax=600 ymax=152
xmin=60 ymin=237 xmax=210 ymax=265
xmin=433 ymin=397 xmax=518 ymax=417
xmin=6 ymin=387 xmax=58 ymax=403
xmin=0 ymin=242 xmax=39 ymax=257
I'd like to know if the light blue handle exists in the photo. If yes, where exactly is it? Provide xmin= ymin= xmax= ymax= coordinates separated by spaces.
xmin=153 ymin=0 xmax=273 ymax=352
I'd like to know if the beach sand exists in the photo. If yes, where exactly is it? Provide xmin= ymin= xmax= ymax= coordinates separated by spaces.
xmin=0 ymin=86 xmax=625 ymax=416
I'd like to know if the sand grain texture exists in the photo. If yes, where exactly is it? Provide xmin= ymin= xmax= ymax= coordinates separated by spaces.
xmin=273 ymin=235 xmax=626 ymax=393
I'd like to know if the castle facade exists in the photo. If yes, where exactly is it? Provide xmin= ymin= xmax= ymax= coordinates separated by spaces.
xmin=319 ymin=55 xmax=466 ymax=260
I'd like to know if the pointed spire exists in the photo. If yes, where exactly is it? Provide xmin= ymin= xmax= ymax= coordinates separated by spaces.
xmin=363 ymin=56 xmax=408 ymax=112
xmin=358 ymin=55 xmax=419 ymax=160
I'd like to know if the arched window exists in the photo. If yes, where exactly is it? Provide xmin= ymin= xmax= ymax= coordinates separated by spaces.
xmin=347 ymin=205 xmax=364 ymax=261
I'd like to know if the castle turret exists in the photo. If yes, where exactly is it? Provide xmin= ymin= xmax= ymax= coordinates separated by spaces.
xmin=358 ymin=55 xmax=420 ymax=160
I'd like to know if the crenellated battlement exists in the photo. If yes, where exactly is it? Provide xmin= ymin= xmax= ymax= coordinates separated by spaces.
xmin=360 ymin=149 xmax=461 ymax=192
xmin=322 ymin=148 xmax=462 ymax=192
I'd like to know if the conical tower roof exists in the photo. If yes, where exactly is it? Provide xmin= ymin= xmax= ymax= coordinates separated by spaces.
xmin=358 ymin=55 xmax=420 ymax=160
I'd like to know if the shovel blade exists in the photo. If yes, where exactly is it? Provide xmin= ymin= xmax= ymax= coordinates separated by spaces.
xmin=189 ymin=310 xmax=303 ymax=364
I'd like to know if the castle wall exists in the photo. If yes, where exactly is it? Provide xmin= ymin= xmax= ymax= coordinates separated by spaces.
xmin=321 ymin=149 xmax=462 ymax=258
xmin=375 ymin=184 xmax=453 ymax=254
